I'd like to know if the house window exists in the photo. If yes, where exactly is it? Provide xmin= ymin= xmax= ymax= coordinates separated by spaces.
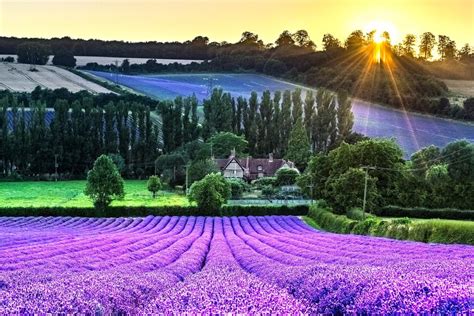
xmin=257 ymin=165 xmax=263 ymax=171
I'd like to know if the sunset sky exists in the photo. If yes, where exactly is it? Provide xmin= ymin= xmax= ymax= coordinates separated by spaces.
xmin=1 ymin=0 xmax=473 ymax=47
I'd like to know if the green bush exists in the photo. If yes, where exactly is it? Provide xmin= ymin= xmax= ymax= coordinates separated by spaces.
xmin=0 ymin=204 xmax=308 ymax=218
xmin=226 ymin=178 xmax=249 ymax=198
xmin=252 ymin=177 xmax=276 ymax=189
xmin=346 ymin=208 xmax=369 ymax=220
xmin=376 ymin=205 xmax=474 ymax=221
xmin=308 ymin=204 xmax=474 ymax=245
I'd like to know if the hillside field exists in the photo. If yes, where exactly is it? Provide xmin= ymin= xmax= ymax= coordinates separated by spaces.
xmin=0 ymin=181 xmax=190 ymax=208
xmin=0 ymin=63 xmax=111 ymax=93
xmin=87 ymin=71 xmax=474 ymax=158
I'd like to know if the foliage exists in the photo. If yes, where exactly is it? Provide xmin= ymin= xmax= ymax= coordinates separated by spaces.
xmin=16 ymin=42 xmax=50 ymax=65
xmin=187 ymin=159 xmax=218 ymax=185
xmin=285 ymin=119 xmax=311 ymax=170
xmin=252 ymin=177 xmax=276 ymax=189
xmin=52 ymin=49 xmax=77 ymax=67
xmin=261 ymin=185 xmax=276 ymax=198
xmin=147 ymin=175 xmax=162 ymax=198
xmin=275 ymin=167 xmax=299 ymax=186
xmin=308 ymin=205 xmax=474 ymax=245
xmin=208 ymin=132 xmax=248 ymax=158
xmin=188 ymin=173 xmax=231 ymax=211
xmin=375 ymin=205 xmax=474 ymax=221
xmin=84 ymin=155 xmax=125 ymax=210
xmin=0 ymin=89 xmax=159 ymax=178
xmin=327 ymin=168 xmax=379 ymax=214
xmin=226 ymin=178 xmax=249 ymax=198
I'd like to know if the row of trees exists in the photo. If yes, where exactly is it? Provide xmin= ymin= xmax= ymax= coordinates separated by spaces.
xmin=4 ymin=30 xmax=471 ymax=62
xmin=297 ymin=139 xmax=474 ymax=211
xmin=0 ymin=95 xmax=159 ymax=178
xmin=160 ymin=88 xmax=358 ymax=169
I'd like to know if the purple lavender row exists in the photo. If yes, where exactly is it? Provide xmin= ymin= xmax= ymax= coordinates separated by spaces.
xmin=224 ymin=216 xmax=473 ymax=313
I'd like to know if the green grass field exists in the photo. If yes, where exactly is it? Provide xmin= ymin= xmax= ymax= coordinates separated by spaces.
xmin=0 ymin=181 xmax=191 ymax=208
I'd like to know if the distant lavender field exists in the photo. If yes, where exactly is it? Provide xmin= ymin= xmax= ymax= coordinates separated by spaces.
xmin=88 ymin=71 xmax=474 ymax=157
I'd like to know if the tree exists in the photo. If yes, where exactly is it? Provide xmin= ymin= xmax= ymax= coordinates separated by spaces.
xmin=275 ymin=30 xmax=295 ymax=47
xmin=345 ymin=30 xmax=365 ymax=50
xmin=108 ymin=153 xmax=126 ymax=175
xmin=438 ymin=35 xmax=456 ymax=60
xmin=208 ymin=132 xmax=248 ymax=158
xmin=458 ymin=44 xmax=471 ymax=61
xmin=402 ymin=34 xmax=416 ymax=57
xmin=327 ymin=168 xmax=379 ymax=214
xmin=419 ymin=32 xmax=436 ymax=60
xmin=285 ymin=119 xmax=311 ymax=171
xmin=410 ymin=145 xmax=441 ymax=177
xmin=188 ymin=173 xmax=231 ymax=211
xmin=441 ymin=140 xmax=474 ymax=183
xmin=17 ymin=42 xmax=50 ymax=65
xmin=227 ymin=178 xmax=249 ymax=198
xmin=322 ymin=34 xmax=341 ymax=51
xmin=336 ymin=90 xmax=354 ymax=143
xmin=52 ymin=49 xmax=76 ymax=67
xmin=85 ymin=155 xmax=125 ymax=210
xmin=147 ymin=175 xmax=162 ymax=198
xmin=188 ymin=159 xmax=218 ymax=184
xmin=275 ymin=167 xmax=299 ymax=186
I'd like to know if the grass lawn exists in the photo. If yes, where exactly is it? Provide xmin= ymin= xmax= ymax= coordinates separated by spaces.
xmin=0 ymin=180 xmax=191 ymax=208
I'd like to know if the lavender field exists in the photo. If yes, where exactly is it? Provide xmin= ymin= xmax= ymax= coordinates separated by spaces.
xmin=0 ymin=216 xmax=472 ymax=313
xmin=86 ymin=71 xmax=474 ymax=157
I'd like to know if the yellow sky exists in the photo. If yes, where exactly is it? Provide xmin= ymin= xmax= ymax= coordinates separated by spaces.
xmin=1 ymin=0 xmax=473 ymax=48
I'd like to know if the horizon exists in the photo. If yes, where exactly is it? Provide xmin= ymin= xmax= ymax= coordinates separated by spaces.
xmin=1 ymin=0 xmax=472 ymax=48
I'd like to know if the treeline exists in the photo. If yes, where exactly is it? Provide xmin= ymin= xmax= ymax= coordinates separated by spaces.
xmin=0 ymin=91 xmax=159 ymax=179
xmin=298 ymin=139 xmax=474 ymax=211
xmin=160 ymin=88 xmax=360 ymax=161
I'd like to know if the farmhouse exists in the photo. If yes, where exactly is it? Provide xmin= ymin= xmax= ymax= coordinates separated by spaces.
xmin=214 ymin=150 xmax=297 ymax=181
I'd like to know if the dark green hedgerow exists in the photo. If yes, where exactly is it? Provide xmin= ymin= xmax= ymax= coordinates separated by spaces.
xmin=308 ymin=204 xmax=474 ymax=245
xmin=375 ymin=205 xmax=474 ymax=221
xmin=0 ymin=204 xmax=308 ymax=218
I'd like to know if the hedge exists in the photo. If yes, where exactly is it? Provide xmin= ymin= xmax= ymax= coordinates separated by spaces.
xmin=308 ymin=205 xmax=474 ymax=245
xmin=0 ymin=204 xmax=309 ymax=218
xmin=375 ymin=205 xmax=474 ymax=221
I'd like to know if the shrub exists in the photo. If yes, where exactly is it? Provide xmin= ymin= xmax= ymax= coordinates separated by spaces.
xmin=275 ymin=168 xmax=299 ymax=186
xmin=227 ymin=178 xmax=249 ymax=198
xmin=308 ymin=204 xmax=474 ymax=245
xmin=327 ymin=168 xmax=379 ymax=214
xmin=261 ymin=185 xmax=276 ymax=198
xmin=0 ymin=204 xmax=308 ymax=218
xmin=346 ymin=208 xmax=368 ymax=220
xmin=147 ymin=176 xmax=162 ymax=198
xmin=189 ymin=173 xmax=231 ymax=212
xmin=375 ymin=206 xmax=474 ymax=221
xmin=252 ymin=177 xmax=276 ymax=189
xmin=84 ymin=155 xmax=125 ymax=211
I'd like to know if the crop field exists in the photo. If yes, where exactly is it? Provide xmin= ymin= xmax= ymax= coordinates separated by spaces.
xmin=0 ymin=181 xmax=189 ymax=207
xmin=443 ymin=79 xmax=474 ymax=97
xmin=0 ymin=215 xmax=472 ymax=313
xmin=87 ymin=71 xmax=474 ymax=157
xmin=0 ymin=63 xmax=111 ymax=93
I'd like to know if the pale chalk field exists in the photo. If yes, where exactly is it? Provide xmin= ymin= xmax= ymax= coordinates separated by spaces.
xmin=0 ymin=63 xmax=111 ymax=93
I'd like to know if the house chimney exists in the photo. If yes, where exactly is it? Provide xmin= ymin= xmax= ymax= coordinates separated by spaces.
xmin=230 ymin=148 xmax=236 ymax=158
xmin=268 ymin=153 xmax=273 ymax=162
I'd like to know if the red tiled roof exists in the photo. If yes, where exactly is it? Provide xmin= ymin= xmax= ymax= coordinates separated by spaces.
xmin=214 ymin=156 xmax=292 ymax=180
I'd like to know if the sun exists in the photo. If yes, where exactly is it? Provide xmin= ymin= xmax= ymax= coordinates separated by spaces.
xmin=373 ymin=30 xmax=385 ymax=44
xmin=364 ymin=20 xmax=398 ymax=43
